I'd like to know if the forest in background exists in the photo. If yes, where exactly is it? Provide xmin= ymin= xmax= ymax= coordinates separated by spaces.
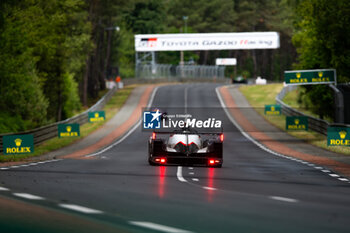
xmin=0 ymin=0 xmax=349 ymax=133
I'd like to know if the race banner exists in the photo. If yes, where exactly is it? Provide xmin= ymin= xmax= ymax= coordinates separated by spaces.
xmin=135 ymin=32 xmax=280 ymax=52
xmin=286 ymin=116 xmax=308 ymax=130
xmin=216 ymin=58 xmax=237 ymax=66
xmin=284 ymin=69 xmax=336 ymax=85
xmin=327 ymin=127 xmax=350 ymax=146
xmin=88 ymin=111 xmax=106 ymax=123
xmin=3 ymin=134 xmax=34 ymax=155
xmin=264 ymin=105 xmax=281 ymax=115
xmin=58 ymin=123 xmax=80 ymax=138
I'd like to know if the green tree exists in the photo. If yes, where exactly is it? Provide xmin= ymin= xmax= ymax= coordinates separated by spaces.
xmin=292 ymin=0 xmax=350 ymax=120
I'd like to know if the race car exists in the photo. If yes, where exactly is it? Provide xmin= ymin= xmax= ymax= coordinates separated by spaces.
xmin=148 ymin=127 xmax=223 ymax=167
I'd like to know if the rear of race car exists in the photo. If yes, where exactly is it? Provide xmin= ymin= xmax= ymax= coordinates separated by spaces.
xmin=148 ymin=131 xmax=223 ymax=167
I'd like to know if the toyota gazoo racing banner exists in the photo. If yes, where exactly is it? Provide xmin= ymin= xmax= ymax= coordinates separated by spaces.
xmin=135 ymin=32 xmax=280 ymax=52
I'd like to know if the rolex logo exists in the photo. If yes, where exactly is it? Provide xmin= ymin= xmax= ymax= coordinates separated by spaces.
xmin=318 ymin=72 xmax=323 ymax=78
xmin=15 ymin=138 xmax=22 ymax=147
xmin=295 ymin=119 xmax=299 ymax=125
xmin=339 ymin=131 xmax=347 ymax=139
xmin=271 ymin=106 xmax=275 ymax=111
xmin=66 ymin=126 xmax=72 ymax=132
xmin=296 ymin=73 xmax=301 ymax=78
xmin=95 ymin=112 xmax=99 ymax=118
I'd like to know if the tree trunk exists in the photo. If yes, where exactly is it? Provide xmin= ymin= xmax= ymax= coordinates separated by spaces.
xmin=251 ymin=50 xmax=257 ymax=78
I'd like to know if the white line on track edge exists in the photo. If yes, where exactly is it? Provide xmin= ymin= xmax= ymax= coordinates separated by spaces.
xmin=129 ymin=221 xmax=193 ymax=233
xmin=58 ymin=204 xmax=103 ymax=214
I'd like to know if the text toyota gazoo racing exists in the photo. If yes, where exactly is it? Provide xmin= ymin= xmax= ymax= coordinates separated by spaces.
xmin=148 ymin=127 xmax=223 ymax=167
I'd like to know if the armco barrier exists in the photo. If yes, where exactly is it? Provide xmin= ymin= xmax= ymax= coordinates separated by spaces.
xmin=276 ymin=85 xmax=337 ymax=135
xmin=0 ymin=87 xmax=117 ymax=153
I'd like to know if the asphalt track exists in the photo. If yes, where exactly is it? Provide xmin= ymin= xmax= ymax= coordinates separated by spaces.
xmin=1 ymin=83 xmax=350 ymax=233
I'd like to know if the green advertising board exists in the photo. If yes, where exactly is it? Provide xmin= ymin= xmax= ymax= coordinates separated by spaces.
xmin=286 ymin=116 xmax=308 ymax=130
xmin=88 ymin=111 xmax=105 ymax=123
xmin=284 ymin=69 xmax=336 ymax=85
xmin=58 ymin=123 xmax=80 ymax=138
xmin=3 ymin=134 xmax=34 ymax=155
xmin=264 ymin=104 xmax=281 ymax=115
xmin=327 ymin=127 xmax=350 ymax=146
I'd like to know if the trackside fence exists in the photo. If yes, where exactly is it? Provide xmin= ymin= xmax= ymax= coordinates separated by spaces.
xmin=0 ymin=87 xmax=117 ymax=153
xmin=276 ymin=85 xmax=333 ymax=135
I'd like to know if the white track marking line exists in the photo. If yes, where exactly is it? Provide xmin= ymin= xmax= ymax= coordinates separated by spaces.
xmin=0 ymin=187 xmax=10 ymax=191
xmin=315 ymin=167 xmax=323 ymax=169
xmin=0 ymin=167 xmax=9 ymax=170
xmin=188 ymin=167 xmax=194 ymax=170
xmin=13 ymin=193 xmax=45 ymax=200
xmin=270 ymin=196 xmax=298 ymax=203
xmin=189 ymin=172 xmax=194 ymax=175
xmin=10 ymin=166 xmax=20 ymax=168
xmin=129 ymin=221 xmax=193 ymax=233
xmin=329 ymin=174 xmax=340 ymax=178
xmin=176 ymin=166 xmax=187 ymax=182
xmin=58 ymin=204 xmax=103 ymax=214
xmin=85 ymin=86 xmax=159 ymax=157
xmin=192 ymin=178 xmax=199 ymax=182
xmin=339 ymin=178 xmax=349 ymax=182
xmin=203 ymin=186 xmax=217 ymax=191
xmin=322 ymin=170 xmax=330 ymax=173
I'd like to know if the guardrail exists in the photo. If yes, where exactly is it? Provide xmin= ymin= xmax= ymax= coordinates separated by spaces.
xmin=0 ymin=87 xmax=117 ymax=153
xmin=276 ymin=85 xmax=330 ymax=135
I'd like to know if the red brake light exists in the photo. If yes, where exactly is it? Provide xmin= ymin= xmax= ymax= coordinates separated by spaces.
xmin=220 ymin=134 xmax=224 ymax=142
xmin=152 ymin=132 xmax=156 ymax=140
xmin=155 ymin=157 xmax=166 ymax=164
xmin=209 ymin=159 xmax=215 ymax=165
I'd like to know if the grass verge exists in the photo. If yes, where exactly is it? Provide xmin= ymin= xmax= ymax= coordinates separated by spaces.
xmin=239 ymin=84 xmax=350 ymax=155
xmin=1 ymin=86 xmax=135 ymax=162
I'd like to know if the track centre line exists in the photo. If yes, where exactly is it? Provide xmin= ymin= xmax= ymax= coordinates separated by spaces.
xmin=85 ymin=86 xmax=159 ymax=157
xmin=129 ymin=221 xmax=193 ymax=233
xmin=176 ymin=166 xmax=187 ymax=182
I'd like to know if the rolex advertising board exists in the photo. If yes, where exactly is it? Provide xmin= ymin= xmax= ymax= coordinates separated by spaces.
xmin=58 ymin=123 xmax=80 ymax=138
xmin=286 ymin=116 xmax=308 ymax=130
xmin=3 ymin=134 xmax=34 ymax=155
xmin=284 ymin=69 xmax=336 ymax=85
xmin=327 ymin=127 xmax=350 ymax=146
xmin=88 ymin=111 xmax=105 ymax=123
xmin=264 ymin=105 xmax=281 ymax=115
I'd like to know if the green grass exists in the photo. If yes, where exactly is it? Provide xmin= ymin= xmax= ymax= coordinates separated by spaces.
xmin=1 ymin=86 xmax=135 ymax=162
xmin=239 ymin=84 xmax=350 ymax=155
